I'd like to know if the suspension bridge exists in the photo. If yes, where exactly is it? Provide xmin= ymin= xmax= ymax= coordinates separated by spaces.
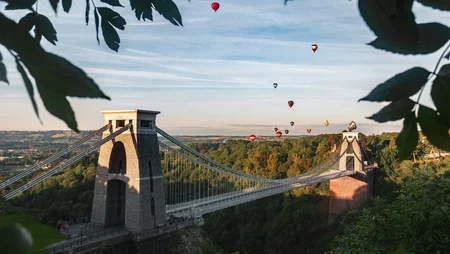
xmin=0 ymin=109 xmax=375 ymax=253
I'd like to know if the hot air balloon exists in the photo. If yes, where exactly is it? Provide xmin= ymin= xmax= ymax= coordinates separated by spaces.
xmin=348 ymin=121 xmax=357 ymax=132
xmin=285 ymin=130 xmax=289 ymax=134
xmin=311 ymin=44 xmax=318 ymax=52
xmin=288 ymin=100 xmax=294 ymax=108
xmin=324 ymin=120 xmax=329 ymax=126
xmin=211 ymin=2 xmax=220 ymax=12
xmin=290 ymin=121 xmax=294 ymax=126
xmin=274 ymin=127 xmax=278 ymax=132
xmin=273 ymin=83 xmax=278 ymax=88
xmin=307 ymin=128 xmax=311 ymax=133
xmin=276 ymin=131 xmax=282 ymax=138
xmin=249 ymin=134 xmax=256 ymax=141
xmin=263 ymin=137 xmax=267 ymax=140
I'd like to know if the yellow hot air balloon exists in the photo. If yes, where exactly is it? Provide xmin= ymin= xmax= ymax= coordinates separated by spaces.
xmin=307 ymin=128 xmax=311 ymax=133
xmin=324 ymin=120 xmax=329 ymax=126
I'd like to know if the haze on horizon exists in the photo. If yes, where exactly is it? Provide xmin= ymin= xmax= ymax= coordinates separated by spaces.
xmin=0 ymin=0 xmax=447 ymax=135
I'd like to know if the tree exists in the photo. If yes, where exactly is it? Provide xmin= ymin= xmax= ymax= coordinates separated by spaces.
xmin=1 ymin=0 xmax=449 ymax=157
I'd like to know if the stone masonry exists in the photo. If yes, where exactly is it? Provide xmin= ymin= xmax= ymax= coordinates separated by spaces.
xmin=328 ymin=132 xmax=374 ymax=222
xmin=91 ymin=109 xmax=166 ymax=233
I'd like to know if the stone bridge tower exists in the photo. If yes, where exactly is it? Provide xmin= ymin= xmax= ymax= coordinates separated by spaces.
xmin=91 ymin=110 xmax=166 ymax=233
xmin=328 ymin=132 xmax=374 ymax=222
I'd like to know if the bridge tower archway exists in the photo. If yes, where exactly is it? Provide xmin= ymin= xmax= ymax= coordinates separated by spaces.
xmin=338 ymin=132 xmax=363 ymax=172
xmin=105 ymin=179 xmax=126 ymax=226
xmin=91 ymin=110 xmax=167 ymax=233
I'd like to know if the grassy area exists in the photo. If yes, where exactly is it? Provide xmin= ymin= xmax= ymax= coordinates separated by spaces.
xmin=0 ymin=213 xmax=65 ymax=254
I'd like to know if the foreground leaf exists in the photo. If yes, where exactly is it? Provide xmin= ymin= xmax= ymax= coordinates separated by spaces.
xmin=49 ymin=0 xmax=59 ymax=13
xmin=0 ymin=13 xmax=110 ymax=131
xmin=31 ymin=53 xmax=111 ymax=131
xmin=129 ymin=0 xmax=153 ymax=21
xmin=16 ymin=58 xmax=40 ymax=121
xmin=62 ymin=0 xmax=72 ymax=13
xmin=359 ymin=67 xmax=430 ymax=102
xmin=85 ymin=0 xmax=90 ymax=25
xmin=100 ymin=0 xmax=124 ymax=7
xmin=0 ymin=224 xmax=33 ymax=254
xmin=94 ymin=8 xmax=100 ymax=44
xmin=368 ymin=23 xmax=450 ymax=55
xmin=396 ymin=111 xmax=419 ymax=160
xmin=18 ymin=12 xmax=37 ymax=33
xmin=358 ymin=0 xmax=418 ymax=44
xmin=100 ymin=19 xmax=120 ymax=51
xmin=367 ymin=99 xmax=415 ymax=123
xmin=417 ymin=105 xmax=450 ymax=151
xmin=415 ymin=0 xmax=450 ymax=11
xmin=97 ymin=7 xmax=126 ymax=30
xmin=431 ymin=68 xmax=450 ymax=122
xmin=4 ymin=0 xmax=36 ymax=11
xmin=36 ymin=14 xmax=58 ymax=45
xmin=152 ymin=0 xmax=183 ymax=26
xmin=36 ymin=83 xmax=78 ymax=131
xmin=98 ymin=7 xmax=126 ymax=51
xmin=437 ymin=63 xmax=450 ymax=76
xmin=0 ymin=51 xmax=8 ymax=84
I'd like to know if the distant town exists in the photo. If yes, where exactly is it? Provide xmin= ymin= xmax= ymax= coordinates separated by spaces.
xmin=0 ymin=130 xmax=316 ymax=176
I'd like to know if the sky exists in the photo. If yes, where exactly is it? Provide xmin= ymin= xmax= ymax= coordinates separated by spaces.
xmin=0 ymin=0 xmax=449 ymax=135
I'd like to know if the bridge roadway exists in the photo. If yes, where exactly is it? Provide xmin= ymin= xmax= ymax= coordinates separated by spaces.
xmin=44 ymin=220 xmax=196 ymax=253
xmin=166 ymin=169 xmax=357 ymax=217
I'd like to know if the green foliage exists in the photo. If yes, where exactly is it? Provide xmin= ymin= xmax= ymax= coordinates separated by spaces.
xmin=359 ymin=67 xmax=430 ymax=102
xmin=0 ymin=213 xmax=65 ymax=254
xmin=3 ymin=154 xmax=98 ymax=226
xmin=0 ymin=51 xmax=8 ymax=84
xmin=358 ymin=0 xmax=450 ymax=157
xmin=366 ymin=98 xmax=415 ymax=123
xmin=431 ymin=64 xmax=450 ymax=122
xmin=417 ymin=105 xmax=450 ymax=151
xmin=396 ymin=112 xmax=418 ymax=160
xmin=333 ymin=162 xmax=450 ymax=253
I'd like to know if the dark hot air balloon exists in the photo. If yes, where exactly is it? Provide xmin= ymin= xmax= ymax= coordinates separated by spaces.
xmin=288 ymin=100 xmax=294 ymax=108
xmin=290 ymin=121 xmax=294 ymax=126
xmin=273 ymin=83 xmax=278 ymax=88
xmin=276 ymin=131 xmax=282 ymax=138
xmin=311 ymin=44 xmax=318 ymax=52
xmin=274 ymin=127 xmax=278 ymax=132
xmin=285 ymin=130 xmax=289 ymax=134
xmin=249 ymin=134 xmax=256 ymax=141
xmin=307 ymin=128 xmax=311 ymax=133
xmin=211 ymin=2 xmax=220 ymax=12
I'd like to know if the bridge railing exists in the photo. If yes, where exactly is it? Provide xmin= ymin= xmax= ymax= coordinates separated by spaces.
xmin=45 ymin=227 xmax=131 ymax=253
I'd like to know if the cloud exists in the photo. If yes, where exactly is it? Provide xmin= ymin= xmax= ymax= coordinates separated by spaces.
xmin=0 ymin=0 xmax=445 ymax=134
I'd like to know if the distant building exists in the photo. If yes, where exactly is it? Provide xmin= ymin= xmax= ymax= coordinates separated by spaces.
xmin=424 ymin=148 xmax=450 ymax=158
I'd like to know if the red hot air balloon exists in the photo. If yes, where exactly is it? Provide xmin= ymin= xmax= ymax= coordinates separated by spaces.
xmin=276 ymin=131 xmax=282 ymax=138
xmin=249 ymin=134 xmax=256 ymax=141
xmin=312 ymin=44 xmax=318 ymax=52
xmin=288 ymin=100 xmax=294 ymax=108
xmin=211 ymin=2 xmax=220 ymax=12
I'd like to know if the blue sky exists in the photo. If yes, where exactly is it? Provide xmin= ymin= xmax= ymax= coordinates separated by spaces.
xmin=0 ymin=0 xmax=449 ymax=135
